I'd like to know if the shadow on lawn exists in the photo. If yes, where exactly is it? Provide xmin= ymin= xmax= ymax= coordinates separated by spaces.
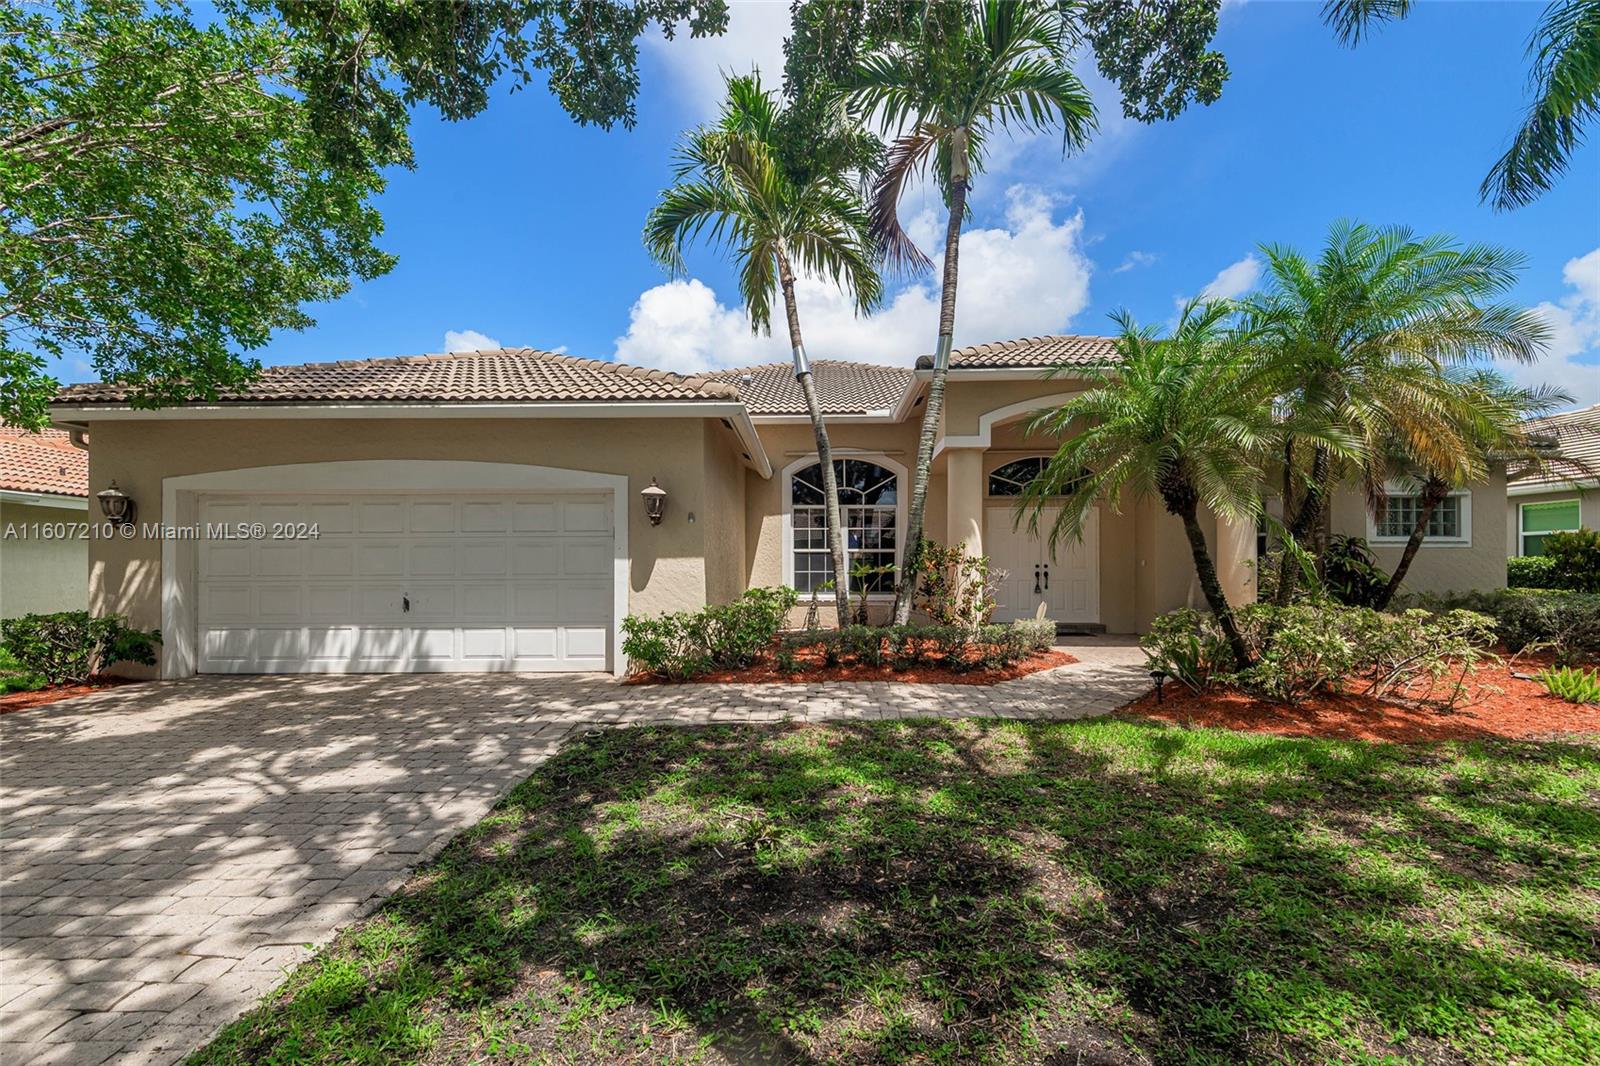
xmin=195 ymin=719 xmax=1600 ymax=1065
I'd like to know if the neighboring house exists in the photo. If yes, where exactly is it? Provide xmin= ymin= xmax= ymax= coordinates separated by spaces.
xmin=0 ymin=424 xmax=89 ymax=617
xmin=49 ymin=340 xmax=1506 ymax=678
xmin=1508 ymin=402 xmax=1600 ymax=557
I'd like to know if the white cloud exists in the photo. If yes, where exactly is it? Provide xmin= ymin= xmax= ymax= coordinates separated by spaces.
xmin=1114 ymin=250 xmax=1159 ymax=274
xmin=443 ymin=329 xmax=501 ymax=352
xmin=1198 ymin=254 xmax=1262 ymax=301
xmin=1512 ymin=247 xmax=1600 ymax=406
xmin=615 ymin=184 xmax=1093 ymax=372
xmin=644 ymin=1 xmax=790 ymax=120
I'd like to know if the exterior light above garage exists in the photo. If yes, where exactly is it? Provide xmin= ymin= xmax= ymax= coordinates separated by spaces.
xmin=640 ymin=478 xmax=667 ymax=525
xmin=96 ymin=481 xmax=135 ymax=526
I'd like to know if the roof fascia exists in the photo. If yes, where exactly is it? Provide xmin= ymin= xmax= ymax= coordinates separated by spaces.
xmin=1 ymin=489 xmax=88 ymax=510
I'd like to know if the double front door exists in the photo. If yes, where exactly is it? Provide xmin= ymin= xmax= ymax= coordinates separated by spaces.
xmin=984 ymin=504 xmax=1100 ymax=624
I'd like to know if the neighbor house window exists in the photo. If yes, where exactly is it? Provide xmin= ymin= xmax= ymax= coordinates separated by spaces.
xmin=1520 ymin=499 xmax=1580 ymax=556
xmin=1372 ymin=489 xmax=1469 ymax=544
xmin=790 ymin=458 xmax=898 ymax=595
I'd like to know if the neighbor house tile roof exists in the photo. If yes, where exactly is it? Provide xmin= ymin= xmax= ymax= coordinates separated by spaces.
xmin=53 ymin=349 xmax=740 ymax=406
xmin=0 ymin=425 xmax=88 ymax=497
xmin=706 ymin=360 xmax=914 ymax=416
xmin=1515 ymin=403 xmax=1600 ymax=489
xmin=916 ymin=335 xmax=1121 ymax=370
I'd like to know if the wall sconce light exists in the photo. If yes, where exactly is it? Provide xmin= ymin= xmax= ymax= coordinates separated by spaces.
xmin=640 ymin=477 xmax=667 ymax=526
xmin=97 ymin=481 xmax=136 ymax=527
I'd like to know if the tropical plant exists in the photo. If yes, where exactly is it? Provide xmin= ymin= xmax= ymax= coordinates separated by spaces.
xmin=1320 ymin=534 xmax=1389 ymax=608
xmin=0 ymin=611 xmax=160 ymax=686
xmin=1368 ymin=371 xmax=1570 ymax=608
xmin=913 ymin=539 xmax=1003 ymax=629
xmin=1322 ymin=0 xmax=1600 ymax=209
xmin=1020 ymin=301 xmax=1336 ymax=668
xmin=846 ymin=0 xmax=1096 ymax=625
xmin=1245 ymin=222 xmax=1549 ymax=605
xmin=644 ymin=73 xmax=881 ymax=624
xmin=1538 ymin=665 xmax=1600 ymax=704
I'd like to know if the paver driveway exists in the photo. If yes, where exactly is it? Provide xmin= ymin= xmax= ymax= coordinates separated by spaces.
xmin=0 ymin=640 xmax=1148 ymax=1066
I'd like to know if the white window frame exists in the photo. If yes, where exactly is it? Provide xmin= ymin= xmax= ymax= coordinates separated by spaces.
xmin=1519 ymin=497 xmax=1581 ymax=556
xmin=781 ymin=452 xmax=907 ymax=601
xmin=1367 ymin=483 xmax=1472 ymax=547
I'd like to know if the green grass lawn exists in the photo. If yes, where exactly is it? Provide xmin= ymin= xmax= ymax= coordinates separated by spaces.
xmin=194 ymin=719 xmax=1600 ymax=1065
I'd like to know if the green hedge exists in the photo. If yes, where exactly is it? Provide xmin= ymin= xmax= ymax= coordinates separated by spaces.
xmin=0 ymin=611 xmax=161 ymax=686
xmin=1419 ymin=588 xmax=1600 ymax=666
xmin=1508 ymin=555 xmax=1560 ymax=589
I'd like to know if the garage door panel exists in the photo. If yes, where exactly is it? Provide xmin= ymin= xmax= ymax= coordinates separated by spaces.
xmin=256 ymin=543 xmax=303 ymax=577
xmin=308 ymin=501 xmax=353 ymax=534
xmin=408 ymin=542 xmax=457 ymax=577
xmin=459 ymin=584 xmax=508 ymax=619
xmin=564 ymin=628 xmax=608 ymax=660
xmin=357 ymin=543 xmax=405 ymax=576
xmin=512 ymin=501 xmax=559 ymax=532
xmin=410 ymin=500 xmax=457 ymax=532
xmin=358 ymin=501 xmax=405 ymax=533
xmin=256 ymin=586 xmax=303 ymax=620
xmin=564 ymin=542 xmax=611 ymax=576
xmin=561 ymin=584 xmax=611 ymax=623
xmin=458 ymin=543 xmax=507 ymax=576
xmin=198 ymin=491 xmax=613 ymax=673
xmin=204 ymin=545 xmax=253 ymax=578
xmin=563 ymin=501 xmax=611 ymax=532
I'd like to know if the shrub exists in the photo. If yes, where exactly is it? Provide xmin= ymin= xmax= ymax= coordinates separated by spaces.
xmin=1538 ymin=666 xmax=1600 ymax=704
xmin=1142 ymin=602 xmax=1498 ymax=707
xmin=1322 ymin=535 xmax=1390 ymax=608
xmin=1508 ymin=554 xmax=1560 ymax=589
xmin=0 ymin=611 xmax=161 ymax=686
xmin=914 ymin=539 xmax=1002 ymax=628
xmin=622 ymin=586 xmax=798 ymax=679
xmin=1545 ymin=529 xmax=1600 ymax=592
xmin=839 ymin=625 xmax=886 ymax=666
xmin=1012 ymin=618 xmax=1056 ymax=654
xmin=1142 ymin=609 xmax=1234 ymax=691
xmin=1423 ymin=588 xmax=1600 ymax=666
xmin=0 ymin=648 xmax=45 ymax=694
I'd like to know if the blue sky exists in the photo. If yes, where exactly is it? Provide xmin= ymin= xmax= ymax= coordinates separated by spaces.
xmin=115 ymin=3 xmax=1600 ymax=399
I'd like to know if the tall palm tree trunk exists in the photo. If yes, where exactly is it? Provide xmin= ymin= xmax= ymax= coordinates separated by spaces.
xmin=1373 ymin=475 xmax=1449 ymax=610
xmin=777 ymin=250 xmax=851 ymax=625
xmin=1171 ymin=494 xmax=1255 ymax=669
xmin=891 ymin=165 xmax=969 ymax=625
xmin=1274 ymin=445 xmax=1330 ymax=605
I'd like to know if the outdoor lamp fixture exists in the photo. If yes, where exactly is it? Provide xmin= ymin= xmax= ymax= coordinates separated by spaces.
xmin=640 ymin=477 xmax=667 ymax=526
xmin=96 ymin=481 xmax=135 ymax=527
xmin=1149 ymin=668 xmax=1170 ymax=704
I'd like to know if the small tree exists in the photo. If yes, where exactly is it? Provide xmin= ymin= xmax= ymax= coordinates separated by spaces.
xmin=1020 ymin=302 xmax=1348 ymax=668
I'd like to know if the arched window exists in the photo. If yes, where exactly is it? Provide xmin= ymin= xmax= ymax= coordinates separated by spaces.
xmin=987 ymin=457 xmax=1084 ymax=498
xmin=790 ymin=458 xmax=898 ymax=594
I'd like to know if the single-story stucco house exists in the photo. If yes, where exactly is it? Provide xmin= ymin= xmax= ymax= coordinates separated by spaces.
xmin=47 ymin=338 xmax=1512 ymax=678
xmin=1509 ymin=402 xmax=1599 ymax=557
xmin=1 ymin=424 xmax=89 ymax=618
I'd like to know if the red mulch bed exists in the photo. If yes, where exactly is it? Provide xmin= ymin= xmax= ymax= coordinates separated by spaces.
xmin=1125 ymin=656 xmax=1599 ymax=743
xmin=627 ymin=647 xmax=1077 ymax=686
xmin=0 ymin=677 xmax=142 ymax=713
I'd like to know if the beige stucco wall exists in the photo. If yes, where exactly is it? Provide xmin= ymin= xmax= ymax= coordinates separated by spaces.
xmin=940 ymin=377 xmax=1091 ymax=438
xmin=1328 ymin=468 xmax=1509 ymax=595
xmin=1506 ymin=485 xmax=1597 ymax=556
xmin=80 ymin=416 xmax=740 ymax=674
xmin=700 ymin=420 xmax=748 ymax=604
xmin=0 ymin=500 xmax=89 ymax=618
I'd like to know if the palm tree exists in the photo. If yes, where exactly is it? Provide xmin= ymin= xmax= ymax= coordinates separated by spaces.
xmin=1369 ymin=371 xmax=1571 ymax=608
xmin=1322 ymin=0 xmax=1600 ymax=209
xmin=644 ymin=73 xmax=881 ymax=623
xmin=848 ymin=0 xmax=1096 ymax=624
xmin=1245 ymin=221 xmax=1550 ymax=605
xmin=1019 ymin=302 xmax=1313 ymax=669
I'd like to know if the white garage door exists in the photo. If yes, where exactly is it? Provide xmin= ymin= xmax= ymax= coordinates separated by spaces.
xmin=196 ymin=493 xmax=613 ymax=673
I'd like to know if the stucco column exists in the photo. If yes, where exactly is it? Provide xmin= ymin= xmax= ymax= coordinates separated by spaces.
xmin=1215 ymin=512 xmax=1257 ymax=607
xmin=945 ymin=448 xmax=985 ymax=557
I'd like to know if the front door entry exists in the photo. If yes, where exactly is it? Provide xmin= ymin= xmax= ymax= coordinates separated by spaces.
xmin=984 ymin=504 xmax=1100 ymax=624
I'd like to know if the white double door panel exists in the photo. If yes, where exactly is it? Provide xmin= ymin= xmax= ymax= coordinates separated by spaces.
xmin=197 ymin=493 xmax=614 ymax=673
xmin=985 ymin=504 xmax=1100 ymax=624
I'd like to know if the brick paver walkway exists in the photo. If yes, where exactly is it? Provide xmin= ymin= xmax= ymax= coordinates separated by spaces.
xmin=0 ymin=639 xmax=1148 ymax=1065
